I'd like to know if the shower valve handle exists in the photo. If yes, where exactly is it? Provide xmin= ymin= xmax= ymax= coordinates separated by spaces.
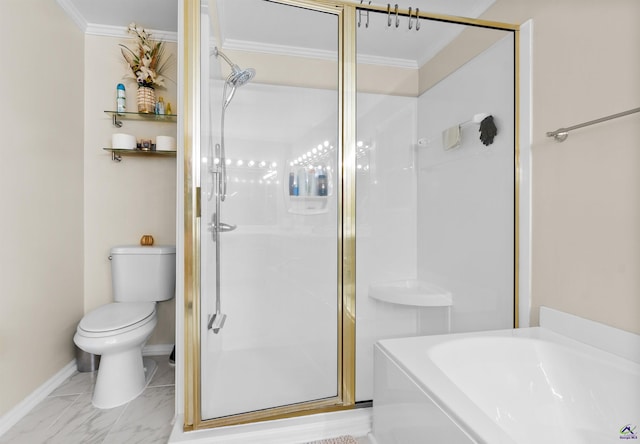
xmin=207 ymin=212 xmax=237 ymax=242
xmin=216 ymin=222 xmax=237 ymax=232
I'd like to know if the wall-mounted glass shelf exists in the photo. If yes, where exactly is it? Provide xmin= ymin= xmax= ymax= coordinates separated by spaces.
xmin=104 ymin=110 xmax=177 ymax=127
xmin=103 ymin=148 xmax=176 ymax=162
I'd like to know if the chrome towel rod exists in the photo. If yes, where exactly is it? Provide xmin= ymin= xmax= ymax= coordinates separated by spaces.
xmin=546 ymin=106 xmax=640 ymax=142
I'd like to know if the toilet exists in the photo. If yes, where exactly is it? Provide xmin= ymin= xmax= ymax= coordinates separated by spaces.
xmin=74 ymin=245 xmax=176 ymax=409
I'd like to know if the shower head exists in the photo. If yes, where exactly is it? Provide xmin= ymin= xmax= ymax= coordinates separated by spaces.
xmin=228 ymin=66 xmax=256 ymax=87
xmin=212 ymin=47 xmax=255 ymax=87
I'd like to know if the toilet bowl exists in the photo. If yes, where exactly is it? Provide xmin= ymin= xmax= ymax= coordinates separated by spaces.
xmin=74 ymin=302 xmax=158 ymax=409
xmin=73 ymin=245 xmax=175 ymax=409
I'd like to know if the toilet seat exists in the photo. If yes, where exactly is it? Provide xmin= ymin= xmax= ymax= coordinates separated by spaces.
xmin=78 ymin=302 xmax=156 ymax=337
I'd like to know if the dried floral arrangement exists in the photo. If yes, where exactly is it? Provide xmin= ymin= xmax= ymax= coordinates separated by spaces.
xmin=120 ymin=23 xmax=171 ymax=88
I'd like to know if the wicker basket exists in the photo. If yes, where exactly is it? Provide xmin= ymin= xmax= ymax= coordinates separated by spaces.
xmin=137 ymin=86 xmax=156 ymax=113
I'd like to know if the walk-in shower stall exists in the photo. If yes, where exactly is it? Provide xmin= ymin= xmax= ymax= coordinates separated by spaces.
xmin=182 ymin=0 xmax=519 ymax=431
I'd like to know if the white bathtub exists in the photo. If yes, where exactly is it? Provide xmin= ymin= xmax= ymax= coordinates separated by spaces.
xmin=373 ymin=308 xmax=640 ymax=444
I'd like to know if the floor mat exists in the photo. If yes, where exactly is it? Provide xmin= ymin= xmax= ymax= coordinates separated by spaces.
xmin=306 ymin=436 xmax=359 ymax=444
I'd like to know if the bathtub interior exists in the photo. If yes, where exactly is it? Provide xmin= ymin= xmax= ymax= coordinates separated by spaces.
xmin=429 ymin=335 xmax=640 ymax=444
xmin=373 ymin=325 xmax=640 ymax=444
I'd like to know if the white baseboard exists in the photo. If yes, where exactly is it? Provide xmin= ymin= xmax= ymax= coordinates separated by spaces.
xmin=0 ymin=343 xmax=175 ymax=438
xmin=143 ymin=343 xmax=175 ymax=356
xmin=169 ymin=408 xmax=372 ymax=444
xmin=0 ymin=360 xmax=76 ymax=437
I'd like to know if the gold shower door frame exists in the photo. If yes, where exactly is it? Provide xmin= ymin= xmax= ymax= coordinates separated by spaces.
xmin=182 ymin=0 xmax=521 ymax=431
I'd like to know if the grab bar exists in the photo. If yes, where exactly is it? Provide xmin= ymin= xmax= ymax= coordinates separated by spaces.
xmin=546 ymin=106 xmax=640 ymax=142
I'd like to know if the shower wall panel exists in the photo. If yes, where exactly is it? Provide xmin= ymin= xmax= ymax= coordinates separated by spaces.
xmin=416 ymin=35 xmax=515 ymax=333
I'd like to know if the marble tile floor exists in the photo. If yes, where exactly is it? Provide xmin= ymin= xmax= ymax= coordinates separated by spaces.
xmin=0 ymin=355 xmax=175 ymax=444
xmin=1 ymin=355 xmax=375 ymax=444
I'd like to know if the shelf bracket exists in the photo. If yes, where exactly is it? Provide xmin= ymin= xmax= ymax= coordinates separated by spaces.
xmin=112 ymin=114 xmax=123 ymax=128
xmin=111 ymin=151 xmax=122 ymax=162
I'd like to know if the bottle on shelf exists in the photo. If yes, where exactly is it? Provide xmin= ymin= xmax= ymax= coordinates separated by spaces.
xmin=155 ymin=97 xmax=165 ymax=115
xmin=317 ymin=167 xmax=328 ymax=196
xmin=116 ymin=83 xmax=126 ymax=113
xmin=289 ymin=172 xmax=299 ymax=196
xmin=297 ymin=167 xmax=307 ymax=196
xmin=308 ymin=167 xmax=317 ymax=196
xmin=289 ymin=164 xmax=330 ymax=197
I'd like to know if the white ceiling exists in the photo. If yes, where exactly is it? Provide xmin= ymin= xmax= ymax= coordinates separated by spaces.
xmin=59 ymin=0 xmax=496 ymax=66
xmin=58 ymin=0 xmax=178 ymax=35
xmin=215 ymin=0 xmax=495 ymax=67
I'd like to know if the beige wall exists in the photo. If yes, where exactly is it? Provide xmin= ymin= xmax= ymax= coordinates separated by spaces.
xmin=418 ymin=27 xmax=508 ymax=94
xmin=482 ymin=0 xmax=640 ymax=332
xmin=226 ymin=49 xmax=418 ymax=96
xmin=0 ymin=0 xmax=85 ymax=416
xmin=417 ymin=0 xmax=640 ymax=334
xmin=0 ymin=11 xmax=178 ymax=417
xmin=83 ymin=34 xmax=178 ymax=345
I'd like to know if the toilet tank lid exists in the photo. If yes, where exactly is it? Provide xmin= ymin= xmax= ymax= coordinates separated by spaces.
xmin=111 ymin=245 xmax=176 ymax=255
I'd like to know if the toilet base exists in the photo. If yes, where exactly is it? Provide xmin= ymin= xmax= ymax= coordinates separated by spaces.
xmin=92 ymin=349 xmax=157 ymax=409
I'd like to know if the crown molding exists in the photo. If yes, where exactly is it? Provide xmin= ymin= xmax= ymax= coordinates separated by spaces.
xmin=359 ymin=53 xmax=418 ymax=69
xmin=223 ymin=38 xmax=335 ymax=61
xmin=56 ymin=0 xmax=177 ymax=42
xmin=56 ymin=0 xmax=87 ymax=32
xmin=223 ymin=39 xmax=417 ymax=69
xmin=85 ymin=23 xmax=178 ymax=43
xmin=57 ymin=0 xmax=413 ymax=67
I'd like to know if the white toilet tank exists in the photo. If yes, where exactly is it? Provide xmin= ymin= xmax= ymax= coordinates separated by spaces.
xmin=110 ymin=245 xmax=176 ymax=302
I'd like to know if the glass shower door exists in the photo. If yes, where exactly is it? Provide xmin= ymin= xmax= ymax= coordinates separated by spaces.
xmin=354 ymin=8 xmax=516 ymax=402
xmin=199 ymin=0 xmax=341 ymax=422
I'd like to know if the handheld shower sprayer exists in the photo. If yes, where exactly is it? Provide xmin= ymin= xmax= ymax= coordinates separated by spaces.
xmin=209 ymin=47 xmax=257 ymax=205
xmin=206 ymin=47 xmax=256 ymax=335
